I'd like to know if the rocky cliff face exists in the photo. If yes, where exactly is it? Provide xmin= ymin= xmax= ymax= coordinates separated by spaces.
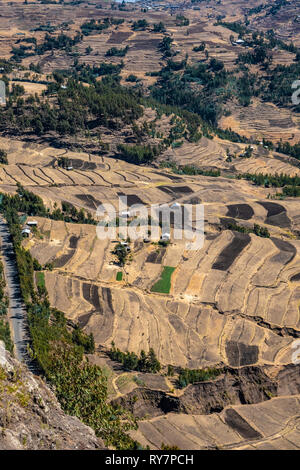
xmin=113 ymin=365 xmax=300 ymax=419
xmin=0 ymin=352 xmax=105 ymax=450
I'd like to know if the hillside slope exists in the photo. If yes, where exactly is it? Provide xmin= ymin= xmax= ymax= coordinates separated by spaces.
xmin=0 ymin=349 xmax=105 ymax=450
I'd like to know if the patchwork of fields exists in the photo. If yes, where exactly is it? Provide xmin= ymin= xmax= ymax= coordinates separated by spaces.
xmin=1 ymin=0 xmax=300 ymax=450
xmin=15 ymin=136 xmax=299 ymax=371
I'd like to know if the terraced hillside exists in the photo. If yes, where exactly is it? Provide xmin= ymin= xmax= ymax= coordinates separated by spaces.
xmin=27 ymin=208 xmax=300 ymax=369
xmin=0 ymin=0 xmax=300 ymax=451
xmin=0 ymin=131 xmax=299 ymax=449
xmin=131 ymin=396 xmax=300 ymax=450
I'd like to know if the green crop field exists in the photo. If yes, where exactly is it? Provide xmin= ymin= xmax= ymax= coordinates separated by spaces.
xmin=116 ymin=271 xmax=123 ymax=281
xmin=36 ymin=271 xmax=45 ymax=289
xmin=151 ymin=266 xmax=175 ymax=294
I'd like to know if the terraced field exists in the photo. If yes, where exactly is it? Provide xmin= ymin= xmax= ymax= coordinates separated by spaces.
xmin=20 ymin=141 xmax=300 ymax=370
xmin=220 ymin=100 xmax=300 ymax=144
xmin=167 ymin=137 xmax=300 ymax=177
xmin=0 ymin=124 xmax=300 ymax=450
xmin=1 ymin=0 xmax=300 ymax=451
xmin=130 ymin=396 xmax=300 ymax=450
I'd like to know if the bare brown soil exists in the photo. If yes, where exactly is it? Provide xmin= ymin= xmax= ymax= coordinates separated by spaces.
xmin=1 ymin=0 xmax=300 ymax=450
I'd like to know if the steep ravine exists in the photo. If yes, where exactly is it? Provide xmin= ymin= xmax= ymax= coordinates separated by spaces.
xmin=113 ymin=365 xmax=300 ymax=419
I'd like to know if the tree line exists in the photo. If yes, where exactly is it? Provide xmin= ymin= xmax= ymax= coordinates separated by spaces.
xmin=0 ymin=75 xmax=143 ymax=137
xmin=108 ymin=342 xmax=161 ymax=373
xmin=0 ymin=259 xmax=13 ymax=353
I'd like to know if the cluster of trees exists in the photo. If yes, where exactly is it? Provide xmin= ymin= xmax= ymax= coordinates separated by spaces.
xmin=0 ymin=194 xmax=138 ymax=449
xmin=117 ymin=143 xmax=162 ymax=164
xmin=0 ymin=260 xmax=12 ymax=353
xmin=159 ymin=157 xmax=299 ymax=198
xmin=32 ymin=23 xmax=57 ymax=33
xmin=241 ymin=172 xmax=300 ymax=188
xmin=131 ymin=19 xmax=149 ymax=31
xmin=4 ymin=19 xmax=300 ymax=162
xmin=218 ymin=19 xmax=299 ymax=62
xmin=126 ymin=74 xmax=139 ymax=83
xmin=276 ymin=141 xmax=300 ymax=160
xmin=193 ymin=42 xmax=206 ymax=52
xmin=105 ymin=45 xmax=129 ymax=57
xmin=108 ymin=342 xmax=161 ymax=373
xmin=145 ymin=99 xmax=204 ymax=144
xmin=161 ymin=161 xmax=220 ymax=177
xmin=52 ymin=201 xmax=96 ymax=225
xmin=225 ymin=28 xmax=300 ymax=109
xmin=175 ymin=15 xmax=189 ymax=27
xmin=80 ymin=17 xmax=124 ymax=36
xmin=54 ymin=61 xmax=125 ymax=85
xmin=158 ymin=36 xmax=174 ymax=58
xmin=238 ymin=172 xmax=300 ymax=199
xmin=243 ymin=2 xmax=288 ymax=22
xmin=151 ymin=63 xmax=221 ymax=125
xmin=0 ymin=149 xmax=8 ymax=165
xmin=153 ymin=22 xmax=166 ymax=33
xmin=166 ymin=116 xmax=186 ymax=144
xmin=7 ymin=183 xmax=48 ymax=218
xmin=95 ymin=62 xmax=124 ymax=77
xmin=0 ymin=319 xmax=12 ymax=353
xmin=71 ymin=325 xmax=95 ymax=353
xmin=216 ymin=21 xmax=248 ymax=35
xmin=1 ymin=183 xmax=96 ymax=227
xmin=178 ymin=165 xmax=220 ymax=177
xmin=0 ymin=76 xmax=143 ymax=137
xmin=0 ymin=58 xmax=13 ymax=73
xmin=152 ymin=49 xmax=264 ymax=127
xmin=218 ymin=20 xmax=296 ymax=56
xmin=35 ymin=33 xmax=82 ymax=55
xmin=247 ymin=3 xmax=267 ymax=16
xmin=10 ymin=17 xmax=128 ymax=63
xmin=11 ymin=45 xmax=34 ymax=62
xmin=57 ymin=156 xmax=71 ymax=169
xmin=177 ymin=367 xmax=221 ymax=388
xmin=11 ymin=33 xmax=83 ymax=61
xmin=113 ymin=243 xmax=128 ymax=266
xmin=234 ymin=71 xmax=259 ymax=107
xmin=263 ymin=30 xmax=298 ymax=55
xmin=282 ymin=185 xmax=300 ymax=197
xmin=215 ymin=127 xmax=249 ymax=143
xmin=152 ymin=24 xmax=300 ymax=128
xmin=241 ymin=145 xmax=254 ymax=158
xmin=265 ymin=0 xmax=287 ymax=17
xmin=225 ymin=222 xmax=270 ymax=238
xmin=238 ymin=45 xmax=270 ymax=65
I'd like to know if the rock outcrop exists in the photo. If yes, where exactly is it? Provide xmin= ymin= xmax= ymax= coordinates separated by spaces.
xmin=113 ymin=365 xmax=300 ymax=419
xmin=0 ymin=351 xmax=105 ymax=450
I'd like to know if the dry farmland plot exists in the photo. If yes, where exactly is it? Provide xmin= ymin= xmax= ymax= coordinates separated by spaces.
xmin=220 ymin=101 xmax=300 ymax=144
xmin=131 ymin=396 xmax=300 ymax=450
xmin=2 ymin=140 xmax=300 ymax=373
xmin=28 ymin=210 xmax=300 ymax=369
xmin=1 ymin=0 xmax=300 ymax=450
xmin=165 ymin=137 xmax=300 ymax=177
xmin=42 ymin=270 xmax=297 ymax=368
xmin=3 ymin=139 xmax=299 ymax=366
